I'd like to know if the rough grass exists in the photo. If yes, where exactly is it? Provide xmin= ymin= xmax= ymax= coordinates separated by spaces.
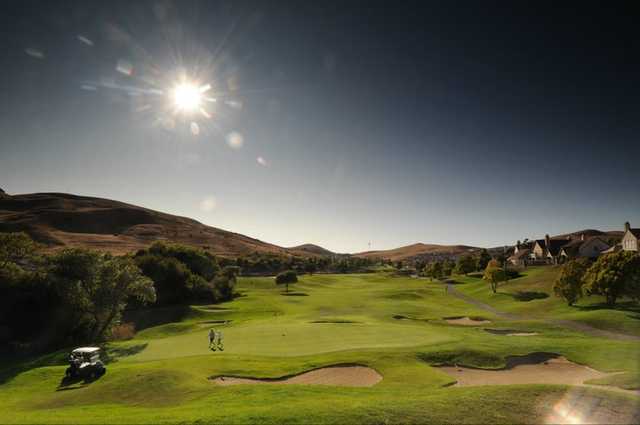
xmin=1 ymin=272 xmax=638 ymax=424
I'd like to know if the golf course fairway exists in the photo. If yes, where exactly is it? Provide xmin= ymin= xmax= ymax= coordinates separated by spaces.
xmin=1 ymin=270 xmax=639 ymax=424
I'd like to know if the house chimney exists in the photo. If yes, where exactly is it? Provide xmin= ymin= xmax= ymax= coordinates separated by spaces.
xmin=545 ymin=234 xmax=550 ymax=248
xmin=625 ymin=222 xmax=631 ymax=232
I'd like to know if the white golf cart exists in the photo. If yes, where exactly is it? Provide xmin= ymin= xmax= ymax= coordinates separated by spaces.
xmin=65 ymin=347 xmax=106 ymax=379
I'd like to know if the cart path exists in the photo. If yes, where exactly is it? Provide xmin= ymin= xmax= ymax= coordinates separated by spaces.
xmin=446 ymin=283 xmax=640 ymax=341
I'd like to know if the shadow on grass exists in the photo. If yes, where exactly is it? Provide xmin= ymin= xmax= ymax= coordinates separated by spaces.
xmin=199 ymin=320 xmax=232 ymax=325
xmin=103 ymin=343 xmax=148 ymax=364
xmin=122 ymin=305 xmax=192 ymax=332
xmin=281 ymin=292 xmax=309 ymax=296
xmin=575 ymin=301 xmax=640 ymax=314
xmin=509 ymin=291 xmax=549 ymax=302
xmin=57 ymin=371 xmax=105 ymax=391
xmin=0 ymin=349 xmax=68 ymax=385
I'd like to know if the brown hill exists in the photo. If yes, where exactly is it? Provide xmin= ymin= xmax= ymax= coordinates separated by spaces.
xmin=288 ymin=244 xmax=336 ymax=257
xmin=0 ymin=192 xmax=291 ymax=256
xmin=551 ymin=229 xmax=623 ymax=241
xmin=354 ymin=243 xmax=479 ymax=262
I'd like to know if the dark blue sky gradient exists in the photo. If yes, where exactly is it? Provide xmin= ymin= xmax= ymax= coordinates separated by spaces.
xmin=1 ymin=1 xmax=638 ymax=252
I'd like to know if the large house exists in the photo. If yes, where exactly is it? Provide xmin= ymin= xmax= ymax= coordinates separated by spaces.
xmin=509 ymin=233 xmax=611 ymax=266
xmin=559 ymin=235 xmax=610 ymax=260
xmin=622 ymin=222 xmax=640 ymax=251
xmin=508 ymin=241 xmax=533 ymax=267
xmin=531 ymin=235 xmax=573 ymax=264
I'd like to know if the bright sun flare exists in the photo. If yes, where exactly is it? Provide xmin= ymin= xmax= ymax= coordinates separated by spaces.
xmin=172 ymin=82 xmax=202 ymax=112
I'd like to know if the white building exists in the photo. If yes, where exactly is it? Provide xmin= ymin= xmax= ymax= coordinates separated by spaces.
xmin=622 ymin=222 xmax=640 ymax=252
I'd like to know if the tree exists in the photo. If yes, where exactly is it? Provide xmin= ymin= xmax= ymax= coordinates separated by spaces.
xmin=483 ymin=259 xmax=505 ymax=293
xmin=147 ymin=242 xmax=219 ymax=280
xmin=50 ymin=249 xmax=156 ymax=341
xmin=0 ymin=232 xmax=39 ymax=268
xmin=476 ymin=249 xmax=491 ymax=271
xmin=305 ymin=261 xmax=317 ymax=275
xmin=276 ymin=270 xmax=298 ymax=292
xmin=583 ymin=251 xmax=640 ymax=306
xmin=135 ymin=243 xmax=236 ymax=305
xmin=455 ymin=255 xmax=475 ymax=275
xmin=442 ymin=259 xmax=455 ymax=277
xmin=553 ymin=258 xmax=590 ymax=306
xmin=425 ymin=261 xmax=443 ymax=281
xmin=135 ymin=254 xmax=194 ymax=305
xmin=213 ymin=266 xmax=240 ymax=300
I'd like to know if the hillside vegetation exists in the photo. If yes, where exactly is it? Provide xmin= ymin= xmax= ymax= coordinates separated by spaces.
xmin=0 ymin=192 xmax=291 ymax=256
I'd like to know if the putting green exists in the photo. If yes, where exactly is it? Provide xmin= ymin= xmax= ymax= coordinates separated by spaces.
xmin=124 ymin=322 xmax=457 ymax=361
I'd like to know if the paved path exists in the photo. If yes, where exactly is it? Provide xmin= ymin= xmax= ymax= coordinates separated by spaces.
xmin=446 ymin=283 xmax=640 ymax=341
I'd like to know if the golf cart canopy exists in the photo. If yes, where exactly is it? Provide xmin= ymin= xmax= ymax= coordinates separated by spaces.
xmin=71 ymin=347 xmax=101 ymax=355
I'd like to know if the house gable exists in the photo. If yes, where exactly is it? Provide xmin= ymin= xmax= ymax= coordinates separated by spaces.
xmin=622 ymin=230 xmax=639 ymax=251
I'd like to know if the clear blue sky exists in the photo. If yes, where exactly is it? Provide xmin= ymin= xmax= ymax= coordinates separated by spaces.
xmin=1 ymin=1 xmax=639 ymax=253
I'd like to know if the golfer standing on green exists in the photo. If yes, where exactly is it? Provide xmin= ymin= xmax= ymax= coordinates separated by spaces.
xmin=208 ymin=328 xmax=216 ymax=350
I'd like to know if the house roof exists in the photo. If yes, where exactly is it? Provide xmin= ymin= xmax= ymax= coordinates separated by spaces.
xmin=547 ymin=239 xmax=570 ymax=256
xmin=560 ymin=236 xmax=610 ymax=257
xmin=602 ymin=244 xmax=622 ymax=254
xmin=72 ymin=347 xmax=101 ymax=354
xmin=628 ymin=229 xmax=640 ymax=238
xmin=534 ymin=239 xmax=546 ymax=250
xmin=508 ymin=248 xmax=530 ymax=260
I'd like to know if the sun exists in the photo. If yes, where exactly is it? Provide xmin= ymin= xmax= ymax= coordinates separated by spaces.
xmin=172 ymin=82 xmax=202 ymax=112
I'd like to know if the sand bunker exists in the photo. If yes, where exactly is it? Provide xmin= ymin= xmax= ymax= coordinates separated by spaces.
xmin=444 ymin=316 xmax=491 ymax=326
xmin=484 ymin=328 xmax=538 ymax=336
xmin=211 ymin=365 xmax=382 ymax=387
xmin=438 ymin=353 xmax=607 ymax=387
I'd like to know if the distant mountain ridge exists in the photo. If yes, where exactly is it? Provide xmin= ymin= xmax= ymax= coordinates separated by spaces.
xmin=0 ymin=190 xmax=626 ymax=260
xmin=354 ymin=242 xmax=479 ymax=262
xmin=288 ymin=244 xmax=337 ymax=257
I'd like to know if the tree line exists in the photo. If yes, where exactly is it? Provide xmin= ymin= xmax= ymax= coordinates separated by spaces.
xmin=0 ymin=233 xmax=239 ymax=354
xmin=553 ymin=251 xmax=640 ymax=306
xmin=417 ymin=249 xmax=493 ymax=280
xmin=233 ymin=253 xmax=378 ymax=275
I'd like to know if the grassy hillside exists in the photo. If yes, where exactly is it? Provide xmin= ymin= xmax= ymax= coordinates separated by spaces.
xmin=354 ymin=243 xmax=478 ymax=261
xmin=452 ymin=266 xmax=640 ymax=337
xmin=0 ymin=192 xmax=291 ymax=256
xmin=288 ymin=244 xmax=336 ymax=257
xmin=0 ymin=272 xmax=638 ymax=423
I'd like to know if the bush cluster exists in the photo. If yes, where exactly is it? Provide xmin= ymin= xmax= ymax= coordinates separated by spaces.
xmin=0 ymin=234 xmax=238 ymax=354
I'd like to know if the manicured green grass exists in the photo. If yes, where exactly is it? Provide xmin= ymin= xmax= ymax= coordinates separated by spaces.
xmin=0 ymin=272 xmax=638 ymax=424
xmin=453 ymin=266 xmax=640 ymax=337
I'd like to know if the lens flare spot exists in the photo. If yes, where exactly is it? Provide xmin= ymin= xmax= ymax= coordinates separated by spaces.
xmin=226 ymin=132 xmax=244 ymax=149
xmin=77 ymin=35 xmax=94 ymax=46
xmin=200 ymin=196 xmax=217 ymax=212
xmin=257 ymin=156 xmax=268 ymax=167
xmin=116 ymin=59 xmax=133 ymax=76
xmin=25 ymin=48 xmax=45 ymax=59
xmin=200 ymin=108 xmax=211 ymax=119
xmin=190 ymin=122 xmax=200 ymax=136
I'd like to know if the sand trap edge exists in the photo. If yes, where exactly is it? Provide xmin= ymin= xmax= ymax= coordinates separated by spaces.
xmin=209 ymin=363 xmax=382 ymax=387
